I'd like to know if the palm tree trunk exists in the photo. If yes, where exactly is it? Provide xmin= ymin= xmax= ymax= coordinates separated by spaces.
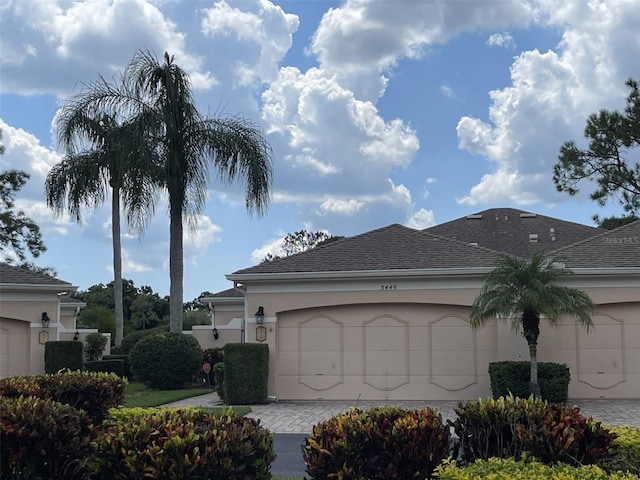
xmin=112 ymin=189 xmax=124 ymax=347
xmin=522 ymin=309 xmax=541 ymax=398
xmin=169 ymin=204 xmax=184 ymax=333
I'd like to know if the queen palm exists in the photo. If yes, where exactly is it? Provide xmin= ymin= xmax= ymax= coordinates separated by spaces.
xmin=66 ymin=49 xmax=273 ymax=332
xmin=46 ymin=112 xmax=157 ymax=346
xmin=470 ymin=253 xmax=594 ymax=398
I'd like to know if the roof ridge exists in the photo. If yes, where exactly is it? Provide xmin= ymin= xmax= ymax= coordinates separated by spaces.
xmin=551 ymin=218 xmax=640 ymax=256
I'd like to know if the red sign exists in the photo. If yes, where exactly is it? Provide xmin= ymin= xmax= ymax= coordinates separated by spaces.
xmin=202 ymin=362 xmax=211 ymax=374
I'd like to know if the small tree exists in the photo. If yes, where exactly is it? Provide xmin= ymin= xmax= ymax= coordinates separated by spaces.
xmin=470 ymin=254 xmax=594 ymax=398
xmin=84 ymin=332 xmax=108 ymax=361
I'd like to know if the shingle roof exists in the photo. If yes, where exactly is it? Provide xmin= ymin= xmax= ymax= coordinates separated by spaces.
xmin=207 ymin=287 xmax=244 ymax=298
xmin=0 ymin=263 xmax=73 ymax=287
xmin=552 ymin=219 xmax=640 ymax=268
xmin=232 ymin=223 xmax=501 ymax=275
xmin=424 ymin=208 xmax=602 ymax=258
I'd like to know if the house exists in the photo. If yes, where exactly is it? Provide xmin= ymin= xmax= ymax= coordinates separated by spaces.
xmin=198 ymin=208 xmax=640 ymax=401
xmin=0 ymin=264 xmax=99 ymax=378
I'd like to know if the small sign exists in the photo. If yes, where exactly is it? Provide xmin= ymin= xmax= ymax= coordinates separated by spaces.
xmin=39 ymin=330 xmax=49 ymax=344
xmin=256 ymin=325 xmax=267 ymax=342
xmin=202 ymin=362 xmax=211 ymax=374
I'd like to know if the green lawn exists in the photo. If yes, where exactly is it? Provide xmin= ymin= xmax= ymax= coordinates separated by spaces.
xmin=123 ymin=382 xmax=213 ymax=407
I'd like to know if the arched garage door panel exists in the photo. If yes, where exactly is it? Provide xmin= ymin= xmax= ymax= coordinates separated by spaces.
xmin=276 ymin=304 xmax=492 ymax=400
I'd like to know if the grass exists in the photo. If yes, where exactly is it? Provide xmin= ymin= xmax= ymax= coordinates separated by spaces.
xmin=123 ymin=382 xmax=251 ymax=415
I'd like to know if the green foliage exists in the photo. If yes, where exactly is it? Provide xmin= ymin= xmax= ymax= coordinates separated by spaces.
xmin=489 ymin=361 xmax=571 ymax=404
xmin=261 ymin=229 xmax=336 ymax=262
xmin=0 ymin=370 xmax=126 ymax=423
xmin=84 ymin=332 xmax=108 ymax=361
xmin=103 ymin=354 xmax=132 ymax=378
xmin=213 ymin=362 xmax=226 ymax=402
xmin=449 ymin=394 xmax=617 ymax=467
xmin=434 ymin=457 xmax=639 ymax=480
xmin=183 ymin=308 xmax=210 ymax=330
xmin=129 ymin=332 xmax=202 ymax=390
xmin=113 ymin=324 xmax=169 ymax=354
xmin=92 ymin=407 xmax=275 ymax=480
xmin=553 ymin=77 xmax=640 ymax=216
xmin=605 ymin=425 xmax=640 ymax=475
xmin=203 ymin=347 xmax=225 ymax=365
xmin=45 ymin=340 xmax=83 ymax=373
xmin=303 ymin=406 xmax=450 ymax=480
xmin=223 ymin=343 xmax=269 ymax=404
xmin=84 ymin=359 xmax=124 ymax=377
xmin=0 ymin=396 xmax=96 ymax=480
xmin=0 ymin=168 xmax=46 ymax=262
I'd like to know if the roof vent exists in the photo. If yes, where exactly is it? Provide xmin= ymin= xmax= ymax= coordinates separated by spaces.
xmin=469 ymin=242 xmax=479 ymax=246
xmin=520 ymin=213 xmax=537 ymax=218
xmin=529 ymin=233 xmax=538 ymax=243
xmin=466 ymin=214 xmax=483 ymax=219
xmin=550 ymin=228 xmax=556 ymax=241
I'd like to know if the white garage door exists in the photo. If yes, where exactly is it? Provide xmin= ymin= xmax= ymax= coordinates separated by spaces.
xmin=0 ymin=318 xmax=30 ymax=378
xmin=276 ymin=303 xmax=496 ymax=400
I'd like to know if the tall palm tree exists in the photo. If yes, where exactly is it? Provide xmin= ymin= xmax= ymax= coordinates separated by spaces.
xmin=469 ymin=253 xmax=594 ymax=398
xmin=46 ymin=112 xmax=157 ymax=346
xmin=64 ymin=49 xmax=273 ymax=332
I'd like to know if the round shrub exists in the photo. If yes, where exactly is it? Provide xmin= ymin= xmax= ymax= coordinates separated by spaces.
xmin=0 ymin=396 xmax=97 ymax=480
xmin=84 ymin=332 xmax=108 ymax=361
xmin=113 ymin=325 xmax=169 ymax=354
xmin=304 ymin=406 xmax=450 ymax=480
xmin=130 ymin=332 xmax=202 ymax=390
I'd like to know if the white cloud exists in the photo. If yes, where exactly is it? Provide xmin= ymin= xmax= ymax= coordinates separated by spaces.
xmin=440 ymin=85 xmax=457 ymax=99
xmin=405 ymin=208 xmax=436 ymax=229
xmin=318 ymin=198 xmax=365 ymax=215
xmin=200 ymin=0 xmax=299 ymax=85
xmin=1 ymin=0 xmax=214 ymax=95
xmin=250 ymin=235 xmax=286 ymax=263
xmin=185 ymin=214 xmax=222 ymax=255
xmin=456 ymin=1 xmax=640 ymax=207
xmin=486 ymin=32 xmax=515 ymax=48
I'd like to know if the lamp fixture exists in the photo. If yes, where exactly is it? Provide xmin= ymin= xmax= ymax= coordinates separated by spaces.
xmin=41 ymin=312 xmax=51 ymax=328
xmin=255 ymin=306 xmax=265 ymax=325
xmin=73 ymin=331 xmax=80 ymax=341
xmin=212 ymin=328 xmax=219 ymax=340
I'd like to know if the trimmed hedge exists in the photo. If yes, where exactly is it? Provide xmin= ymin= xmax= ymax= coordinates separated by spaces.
xmin=0 ymin=396 xmax=97 ymax=480
xmin=45 ymin=340 xmax=83 ymax=373
xmin=223 ymin=343 xmax=268 ymax=404
xmin=304 ymin=406 xmax=450 ymax=480
xmin=606 ymin=425 xmax=640 ymax=475
xmin=92 ymin=407 xmax=275 ymax=480
xmin=434 ymin=457 xmax=638 ymax=480
xmin=213 ymin=362 xmax=226 ymax=403
xmin=489 ymin=361 xmax=570 ymax=403
xmin=102 ymin=354 xmax=132 ymax=379
xmin=113 ymin=325 xmax=169 ymax=354
xmin=0 ymin=370 xmax=126 ymax=423
xmin=84 ymin=359 xmax=124 ymax=377
xmin=129 ymin=332 xmax=202 ymax=390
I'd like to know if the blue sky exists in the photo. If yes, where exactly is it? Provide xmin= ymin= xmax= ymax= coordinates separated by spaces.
xmin=1 ymin=0 xmax=638 ymax=300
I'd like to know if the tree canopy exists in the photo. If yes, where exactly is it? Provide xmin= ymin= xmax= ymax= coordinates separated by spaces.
xmin=262 ymin=229 xmax=341 ymax=262
xmin=553 ymin=78 xmax=640 ymax=219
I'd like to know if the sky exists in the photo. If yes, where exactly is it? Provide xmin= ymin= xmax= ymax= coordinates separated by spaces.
xmin=1 ymin=0 xmax=639 ymax=300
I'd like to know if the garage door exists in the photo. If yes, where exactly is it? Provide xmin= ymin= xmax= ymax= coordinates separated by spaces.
xmin=0 ymin=318 xmax=30 ymax=378
xmin=276 ymin=303 xmax=496 ymax=400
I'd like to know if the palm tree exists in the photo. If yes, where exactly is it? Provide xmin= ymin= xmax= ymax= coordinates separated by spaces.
xmin=46 ymin=112 xmax=157 ymax=346
xmin=64 ymin=49 xmax=273 ymax=332
xmin=469 ymin=253 xmax=594 ymax=398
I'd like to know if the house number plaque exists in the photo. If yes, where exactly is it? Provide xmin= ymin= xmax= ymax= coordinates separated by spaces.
xmin=39 ymin=330 xmax=49 ymax=344
xmin=256 ymin=325 xmax=267 ymax=342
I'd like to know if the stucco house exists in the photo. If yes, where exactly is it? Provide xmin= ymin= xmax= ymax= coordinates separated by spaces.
xmin=0 ymin=264 xmax=102 ymax=378
xmin=199 ymin=208 xmax=640 ymax=401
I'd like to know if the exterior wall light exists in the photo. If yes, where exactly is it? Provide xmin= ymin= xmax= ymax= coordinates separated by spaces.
xmin=41 ymin=312 xmax=51 ymax=328
xmin=255 ymin=306 xmax=265 ymax=325
xmin=212 ymin=328 xmax=219 ymax=340
xmin=73 ymin=331 xmax=80 ymax=341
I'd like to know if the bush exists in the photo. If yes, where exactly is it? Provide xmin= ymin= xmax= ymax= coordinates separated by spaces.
xmin=450 ymin=394 xmax=617 ymax=467
xmin=84 ymin=332 xmax=108 ymax=361
xmin=84 ymin=359 xmax=124 ymax=377
xmin=224 ymin=343 xmax=268 ymax=404
xmin=489 ymin=361 xmax=571 ymax=403
xmin=45 ymin=340 xmax=83 ymax=373
xmin=605 ymin=425 xmax=640 ymax=475
xmin=92 ymin=407 xmax=275 ymax=480
xmin=0 ymin=396 xmax=97 ymax=480
xmin=113 ymin=325 xmax=169 ymax=354
xmin=129 ymin=332 xmax=202 ymax=390
xmin=434 ymin=457 xmax=639 ymax=480
xmin=103 ymin=354 xmax=132 ymax=379
xmin=0 ymin=370 xmax=126 ymax=423
xmin=303 ymin=406 xmax=450 ymax=480
xmin=213 ymin=362 xmax=226 ymax=402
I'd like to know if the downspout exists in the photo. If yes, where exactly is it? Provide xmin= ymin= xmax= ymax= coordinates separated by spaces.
xmin=56 ymin=291 xmax=68 ymax=341
xmin=233 ymin=281 xmax=247 ymax=343
xmin=207 ymin=302 xmax=215 ymax=327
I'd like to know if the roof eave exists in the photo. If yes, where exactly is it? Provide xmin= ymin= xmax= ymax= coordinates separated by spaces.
xmin=0 ymin=283 xmax=77 ymax=292
xmin=226 ymin=267 xmax=492 ymax=283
